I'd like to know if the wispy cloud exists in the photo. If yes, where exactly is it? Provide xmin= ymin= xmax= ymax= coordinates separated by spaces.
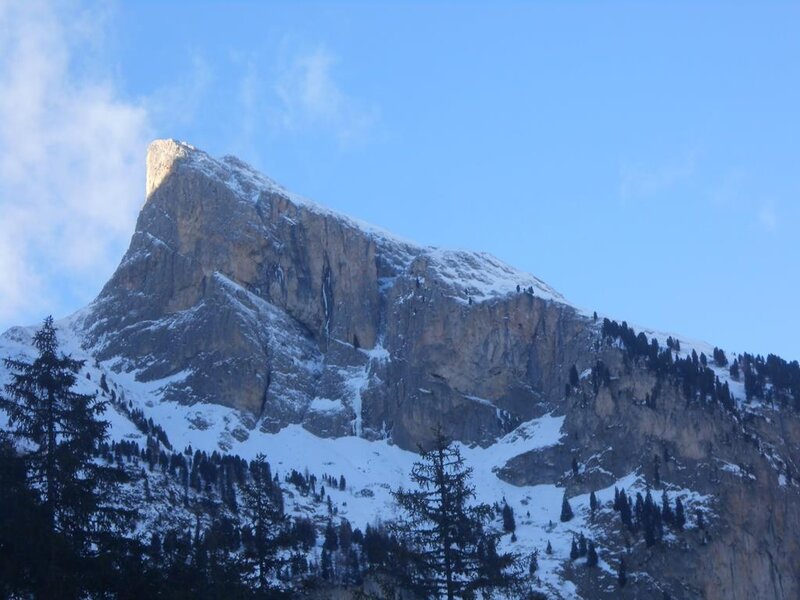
xmin=619 ymin=150 xmax=699 ymax=202
xmin=708 ymin=171 xmax=785 ymax=232
xmin=758 ymin=202 xmax=778 ymax=232
xmin=0 ymin=0 xmax=151 ymax=326
xmin=274 ymin=46 xmax=378 ymax=146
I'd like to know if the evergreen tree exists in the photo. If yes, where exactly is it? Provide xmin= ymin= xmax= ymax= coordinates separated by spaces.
xmin=323 ymin=520 xmax=339 ymax=551
xmin=473 ymin=535 xmax=520 ymax=595
xmin=560 ymin=493 xmax=574 ymax=522
xmin=0 ymin=440 xmax=53 ymax=599
xmin=392 ymin=427 xmax=519 ymax=599
xmin=619 ymin=492 xmax=632 ymax=529
xmin=714 ymin=347 xmax=728 ymax=367
xmin=321 ymin=547 xmax=333 ymax=581
xmin=617 ymin=558 xmax=627 ymax=588
xmin=696 ymin=509 xmax=706 ymax=530
xmin=528 ymin=550 xmax=538 ymax=576
xmin=570 ymin=538 xmax=579 ymax=560
xmin=674 ymin=497 xmax=686 ymax=530
xmin=545 ymin=540 xmax=553 ymax=555
xmin=578 ymin=532 xmax=587 ymax=557
xmin=661 ymin=491 xmax=674 ymax=527
xmin=338 ymin=519 xmax=353 ymax=550
xmin=0 ymin=317 xmax=130 ymax=598
xmin=502 ymin=501 xmax=516 ymax=533
xmin=634 ymin=493 xmax=644 ymax=532
xmin=730 ymin=359 xmax=740 ymax=380
xmin=569 ymin=364 xmax=580 ymax=387
xmin=586 ymin=541 xmax=598 ymax=567
xmin=241 ymin=453 xmax=287 ymax=593
xmin=643 ymin=489 xmax=659 ymax=547
xmin=342 ymin=546 xmax=362 ymax=586
xmin=589 ymin=490 xmax=599 ymax=514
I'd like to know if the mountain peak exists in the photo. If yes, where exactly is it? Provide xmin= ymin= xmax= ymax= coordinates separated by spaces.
xmin=145 ymin=139 xmax=192 ymax=199
xmin=81 ymin=139 xmax=582 ymax=446
xmin=139 ymin=139 xmax=566 ymax=307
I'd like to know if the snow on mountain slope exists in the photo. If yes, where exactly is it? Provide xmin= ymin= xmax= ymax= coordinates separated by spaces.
xmin=0 ymin=313 xmax=715 ymax=599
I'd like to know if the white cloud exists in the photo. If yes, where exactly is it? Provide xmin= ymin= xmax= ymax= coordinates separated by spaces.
xmin=619 ymin=150 xmax=698 ymax=202
xmin=0 ymin=0 xmax=151 ymax=327
xmin=274 ymin=46 xmax=377 ymax=146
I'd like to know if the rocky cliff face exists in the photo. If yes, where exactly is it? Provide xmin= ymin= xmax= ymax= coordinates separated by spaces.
xmin=83 ymin=139 xmax=585 ymax=448
xmin=499 ymin=345 xmax=800 ymax=599
xmin=30 ymin=139 xmax=799 ymax=598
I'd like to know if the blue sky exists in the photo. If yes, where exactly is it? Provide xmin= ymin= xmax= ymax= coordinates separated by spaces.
xmin=0 ymin=1 xmax=798 ymax=361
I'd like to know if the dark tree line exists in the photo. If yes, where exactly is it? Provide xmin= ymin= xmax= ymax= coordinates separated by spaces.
xmin=601 ymin=318 xmax=799 ymax=413
xmin=2 ymin=318 xmax=544 ymax=599
xmin=740 ymin=352 xmax=800 ymax=409
xmin=601 ymin=319 xmax=737 ymax=412
xmin=613 ymin=486 xmax=686 ymax=546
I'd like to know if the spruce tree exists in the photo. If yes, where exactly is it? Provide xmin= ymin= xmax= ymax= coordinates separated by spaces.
xmin=321 ymin=547 xmax=334 ymax=581
xmin=730 ymin=359 xmax=740 ymax=380
xmin=529 ymin=550 xmax=538 ymax=575
xmin=241 ymin=453 xmax=287 ymax=592
xmin=1 ymin=317 xmax=130 ymax=598
xmin=586 ymin=541 xmax=598 ymax=567
xmin=502 ymin=501 xmax=516 ymax=533
xmin=569 ymin=364 xmax=580 ymax=387
xmin=473 ymin=535 xmax=520 ymax=595
xmin=578 ymin=532 xmax=587 ymax=557
xmin=674 ymin=497 xmax=686 ymax=530
xmin=560 ymin=492 xmax=574 ymax=522
xmin=589 ymin=490 xmax=599 ymax=514
xmin=324 ymin=520 xmax=339 ymax=551
xmin=619 ymin=492 xmax=632 ymax=529
xmin=392 ymin=427 xmax=519 ymax=599
xmin=0 ymin=440 xmax=52 ymax=598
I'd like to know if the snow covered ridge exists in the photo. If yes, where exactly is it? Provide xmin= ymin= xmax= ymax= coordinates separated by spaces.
xmin=156 ymin=139 xmax=567 ymax=305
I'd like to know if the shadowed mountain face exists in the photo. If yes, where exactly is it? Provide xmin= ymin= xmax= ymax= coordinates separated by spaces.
xmin=9 ymin=139 xmax=797 ymax=599
xmin=82 ymin=139 xmax=589 ymax=449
